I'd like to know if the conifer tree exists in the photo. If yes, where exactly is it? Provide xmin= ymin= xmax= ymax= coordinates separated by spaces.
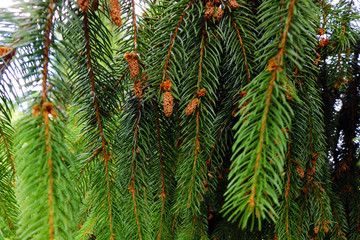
xmin=0 ymin=0 xmax=359 ymax=239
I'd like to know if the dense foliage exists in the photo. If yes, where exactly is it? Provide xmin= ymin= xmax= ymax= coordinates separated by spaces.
xmin=0 ymin=0 xmax=359 ymax=239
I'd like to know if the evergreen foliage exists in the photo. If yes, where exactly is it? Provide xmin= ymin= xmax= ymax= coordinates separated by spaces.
xmin=0 ymin=0 xmax=359 ymax=239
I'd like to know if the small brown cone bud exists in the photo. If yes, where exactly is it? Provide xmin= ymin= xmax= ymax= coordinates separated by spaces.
xmin=185 ymin=98 xmax=199 ymax=115
xmin=296 ymin=166 xmax=305 ymax=179
xmin=160 ymin=79 xmax=172 ymax=92
xmin=204 ymin=1 xmax=215 ymax=19
xmin=91 ymin=0 xmax=99 ymax=11
xmin=124 ymin=53 xmax=140 ymax=79
xmin=318 ymin=37 xmax=330 ymax=48
xmin=197 ymin=89 xmax=206 ymax=97
xmin=213 ymin=8 xmax=224 ymax=20
xmin=109 ymin=0 xmax=122 ymax=27
xmin=32 ymin=105 xmax=40 ymax=118
xmin=133 ymin=80 xmax=142 ymax=98
xmin=78 ymin=0 xmax=89 ymax=12
xmin=163 ymin=92 xmax=174 ymax=117
xmin=308 ymin=165 xmax=316 ymax=176
xmin=239 ymin=91 xmax=247 ymax=97
xmin=214 ymin=0 xmax=221 ymax=6
xmin=0 ymin=46 xmax=15 ymax=64
xmin=317 ymin=28 xmax=325 ymax=35
xmin=228 ymin=0 xmax=239 ymax=9
xmin=0 ymin=46 xmax=11 ymax=56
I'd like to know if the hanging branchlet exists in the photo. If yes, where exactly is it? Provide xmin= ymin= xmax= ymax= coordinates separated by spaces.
xmin=204 ymin=1 xmax=215 ymax=19
xmin=227 ymin=0 xmax=239 ymax=10
xmin=77 ymin=0 xmax=89 ymax=12
xmin=163 ymin=92 xmax=173 ymax=117
xmin=185 ymin=98 xmax=200 ymax=115
xmin=91 ymin=0 xmax=99 ymax=11
xmin=109 ymin=0 xmax=122 ymax=27
xmin=124 ymin=53 xmax=139 ymax=79
xmin=213 ymin=8 xmax=224 ymax=21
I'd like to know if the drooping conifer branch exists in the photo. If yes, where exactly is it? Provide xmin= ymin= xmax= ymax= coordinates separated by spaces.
xmin=83 ymin=13 xmax=107 ymax=152
xmin=284 ymin=141 xmax=292 ymax=239
xmin=41 ymin=1 xmax=56 ymax=237
xmin=249 ymin=0 xmax=296 ymax=210
xmin=82 ymin=12 xmax=115 ymax=239
xmin=225 ymin=8 xmax=250 ymax=83
xmin=223 ymin=0 xmax=301 ymax=228
xmin=154 ymin=102 xmax=166 ymax=240
xmin=0 ymin=200 xmax=13 ymax=231
xmin=128 ymin=101 xmax=143 ymax=240
xmin=2 ymin=0 xmax=360 ymax=238
xmin=162 ymin=0 xmax=196 ymax=81
xmin=41 ymin=0 xmax=55 ymax=104
xmin=104 ymin=152 xmax=114 ymax=240
xmin=187 ymin=22 xmax=207 ymax=208
xmin=207 ymin=124 xmax=225 ymax=167
xmin=132 ymin=0 xmax=138 ymax=54
xmin=0 ymin=128 xmax=15 ymax=174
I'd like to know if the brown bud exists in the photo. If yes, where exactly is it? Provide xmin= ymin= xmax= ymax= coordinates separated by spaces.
xmin=228 ymin=0 xmax=239 ymax=9
xmin=213 ymin=8 xmax=224 ymax=20
xmin=197 ymin=89 xmax=206 ymax=97
xmin=185 ymin=98 xmax=199 ymax=115
xmin=133 ymin=80 xmax=142 ymax=98
xmin=91 ymin=0 xmax=99 ymax=11
xmin=163 ymin=92 xmax=174 ymax=117
xmin=308 ymin=165 xmax=316 ymax=176
xmin=109 ymin=0 xmax=122 ymax=27
xmin=204 ymin=1 xmax=215 ymax=19
xmin=319 ymin=37 xmax=330 ymax=48
xmin=124 ymin=53 xmax=139 ymax=79
xmin=43 ymin=102 xmax=57 ymax=119
xmin=32 ymin=105 xmax=40 ymax=118
xmin=0 ymin=46 xmax=11 ymax=56
xmin=78 ymin=0 xmax=89 ymax=12
xmin=214 ymin=0 xmax=221 ymax=6
xmin=296 ymin=166 xmax=305 ymax=179
xmin=317 ymin=28 xmax=325 ymax=35
xmin=160 ymin=79 xmax=172 ymax=92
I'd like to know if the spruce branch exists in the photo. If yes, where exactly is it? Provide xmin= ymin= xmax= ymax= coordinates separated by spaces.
xmin=162 ymin=0 xmax=196 ymax=82
xmin=225 ymin=7 xmax=250 ymax=83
